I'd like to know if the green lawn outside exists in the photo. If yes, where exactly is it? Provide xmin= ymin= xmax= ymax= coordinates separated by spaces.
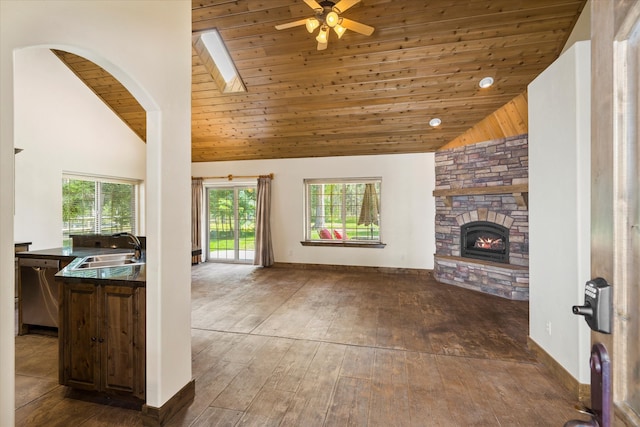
xmin=209 ymin=234 xmax=255 ymax=251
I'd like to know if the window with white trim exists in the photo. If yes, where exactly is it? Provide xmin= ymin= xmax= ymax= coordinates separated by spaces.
xmin=304 ymin=178 xmax=382 ymax=244
xmin=62 ymin=175 xmax=140 ymax=245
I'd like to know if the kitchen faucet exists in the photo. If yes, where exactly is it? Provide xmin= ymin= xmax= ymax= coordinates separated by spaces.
xmin=112 ymin=232 xmax=143 ymax=261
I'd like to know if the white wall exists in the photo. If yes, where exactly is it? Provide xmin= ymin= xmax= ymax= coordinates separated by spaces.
xmin=192 ymin=153 xmax=436 ymax=270
xmin=529 ymin=41 xmax=591 ymax=384
xmin=1 ymin=1 xmax=192 ymax=421
xmin=13 ymin=48 xmax=146 ymax=250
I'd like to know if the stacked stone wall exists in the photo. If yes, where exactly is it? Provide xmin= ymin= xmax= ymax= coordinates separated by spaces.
xmin=434 ymin=135 xmax=529 ymax=300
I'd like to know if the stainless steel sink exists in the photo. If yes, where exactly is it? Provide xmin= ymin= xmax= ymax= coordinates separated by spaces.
xmin=70 ymin=252 xmax=145 ymax=270
xmin=81 ymin=253 xmax=136 ymax=263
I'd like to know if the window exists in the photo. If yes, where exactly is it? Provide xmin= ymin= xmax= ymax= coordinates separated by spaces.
xmin=304 ymin=178 xmax=382 ymax=245
xmin=62 ymin=175 xmax=140 ymax=245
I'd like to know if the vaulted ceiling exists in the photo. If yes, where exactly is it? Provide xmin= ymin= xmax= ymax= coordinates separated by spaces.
xmin=54 ymin=0 xmax=587 ymax=162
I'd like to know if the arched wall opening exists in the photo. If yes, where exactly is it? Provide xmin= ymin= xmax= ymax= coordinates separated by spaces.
xmin=1 ymin=2 xmax=193 ymax=424
xmin=14 ymin=47 xmax=148 ymax=249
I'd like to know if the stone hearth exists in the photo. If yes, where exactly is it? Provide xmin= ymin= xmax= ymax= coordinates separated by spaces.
xmin=433 ymin=135 xmax=529 ymax=300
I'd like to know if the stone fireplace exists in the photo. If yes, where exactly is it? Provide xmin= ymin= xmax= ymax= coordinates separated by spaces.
xmin=433 ymin=135 xmax=529 ymax=300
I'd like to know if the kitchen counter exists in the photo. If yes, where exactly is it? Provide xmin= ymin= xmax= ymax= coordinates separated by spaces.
xmin=15 ymin=247 xmax=145 ymax=286
xmin=15 ymin=241 xmax=32 ymax=251
xmin=54 ymin=249 xmax=146 ymax=286
xmin=15 ymin=246 xmax=132 ymax=260
xmin=56 ymin=258 xmax=145 ymax=285
xmin=56 ymin=250 xmax=146 ymax=402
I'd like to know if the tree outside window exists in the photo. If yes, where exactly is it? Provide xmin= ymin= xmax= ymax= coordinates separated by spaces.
xmin=304 ymin=178 xmax=381 ymax=243
xmin=62 ymin=176 xmax=138 ymax=245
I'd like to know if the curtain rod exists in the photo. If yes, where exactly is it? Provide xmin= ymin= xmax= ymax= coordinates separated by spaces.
xmin=193 ymin=173 xmax=274 ymax=181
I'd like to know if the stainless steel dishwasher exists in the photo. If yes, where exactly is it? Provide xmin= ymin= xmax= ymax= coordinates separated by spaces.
xmin=19 ymin=257 xmax=60 ymax=330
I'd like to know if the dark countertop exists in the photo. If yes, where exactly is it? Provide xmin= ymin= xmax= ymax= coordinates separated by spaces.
xmin=16 ymin=247 xmax=146 ymax=286
xmin=15 ymin=246 xmax=133 ymax=259
xmin=56 ymin=257 xmax=146 ymax=286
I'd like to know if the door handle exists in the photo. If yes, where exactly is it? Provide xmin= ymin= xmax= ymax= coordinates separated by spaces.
xmin=572 ymin=278 xmax=612 ymax=334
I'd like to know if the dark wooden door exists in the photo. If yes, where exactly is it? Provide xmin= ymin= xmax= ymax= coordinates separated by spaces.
xmin=60 ymin=282 xmax=100 ymax=391
xmin=101 ymin=285 xmax=137 ymax=395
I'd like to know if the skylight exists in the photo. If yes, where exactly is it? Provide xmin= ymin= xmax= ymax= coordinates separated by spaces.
xmin=194 ymin=29 xmax=246 ymax=94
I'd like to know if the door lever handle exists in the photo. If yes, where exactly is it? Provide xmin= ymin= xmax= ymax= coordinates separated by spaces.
xmin=572 ymin=278 xmax=612 ymax=334
xmin=572 ymin=304 xmax=593 ymax=318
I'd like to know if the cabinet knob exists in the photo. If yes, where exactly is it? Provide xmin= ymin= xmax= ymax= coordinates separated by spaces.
xmin=91 ymin=337 xmax=97 ymax=342
xmin=98 ymin=338 xmax=104 ymax=343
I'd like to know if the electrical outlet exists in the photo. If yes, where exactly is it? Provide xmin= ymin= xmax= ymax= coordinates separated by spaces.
xmin=545 ymin=321 xmax=552 ymax=336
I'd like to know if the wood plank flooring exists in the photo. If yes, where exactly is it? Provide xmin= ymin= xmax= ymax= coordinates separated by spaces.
xmin=15 ymin=263 xmax=590 ymax=426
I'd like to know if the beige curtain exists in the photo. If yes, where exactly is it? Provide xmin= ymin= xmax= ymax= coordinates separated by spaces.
xmin=191 ymin=178 xmax=203 ymax=264
xmin=254 ymin=176 xmax=274 ymax=267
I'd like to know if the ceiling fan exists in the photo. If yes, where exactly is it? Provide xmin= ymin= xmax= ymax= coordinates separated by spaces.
xmin=275 ymin=0 xmax=374 ymax=51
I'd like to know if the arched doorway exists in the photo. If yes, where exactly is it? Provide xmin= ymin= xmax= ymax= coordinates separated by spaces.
xmin=12 ymin=44 xmax=148 ymax=413
xmin=1 ymin=2 xmax=193 ymax=424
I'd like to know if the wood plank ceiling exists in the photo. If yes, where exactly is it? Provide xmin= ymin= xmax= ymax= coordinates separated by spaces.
xmin=53 ymin=0 xmax=587 ymax=162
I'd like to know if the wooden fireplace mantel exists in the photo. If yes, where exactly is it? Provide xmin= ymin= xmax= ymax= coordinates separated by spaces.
xmin=432 ymin=184 xmax=529 ymax=208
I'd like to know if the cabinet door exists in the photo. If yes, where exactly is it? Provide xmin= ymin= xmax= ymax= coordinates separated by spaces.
xmin=101 ymin=285 xmax=144 ymax=398
xmin=60 ymin=282 xmax=100 ymax=391
xmin=134 ymin=287 xmax=146 ymax=400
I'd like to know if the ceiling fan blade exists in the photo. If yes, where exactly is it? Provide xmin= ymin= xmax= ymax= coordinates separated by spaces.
xmin=317 ymin=41 xmax=328 ymax=51
xmin=303 ymin=0 xmax=323 ymax=11
xmin=333 ymin=0 xmax=360 ymax=13
xmin=275 ymin=19 xmax=308 ymax=30
xmin=340 ymin=18 xmax=374 ymax=36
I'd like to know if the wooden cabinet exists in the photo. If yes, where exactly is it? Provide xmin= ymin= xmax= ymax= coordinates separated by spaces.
xmin=59 ymin=282 xmax=146 ymax=401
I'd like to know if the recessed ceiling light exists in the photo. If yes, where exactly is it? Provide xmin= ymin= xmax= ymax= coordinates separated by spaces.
xmin=429 ymin=118 xmax=442 ymax=127
xmin=479 ymin=76 xmax=494 ymax=89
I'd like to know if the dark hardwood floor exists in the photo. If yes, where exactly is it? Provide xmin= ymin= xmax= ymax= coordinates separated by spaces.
xmin=15 ymin=263 xmax=589 ymax=426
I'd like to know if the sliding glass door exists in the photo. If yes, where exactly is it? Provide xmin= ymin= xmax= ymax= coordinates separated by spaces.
xmin=207 ymin=186 xmax=256 ymax=263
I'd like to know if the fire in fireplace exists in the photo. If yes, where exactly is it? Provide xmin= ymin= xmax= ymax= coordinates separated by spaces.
xmin=460 ymin=221 xmax=509 ymax=263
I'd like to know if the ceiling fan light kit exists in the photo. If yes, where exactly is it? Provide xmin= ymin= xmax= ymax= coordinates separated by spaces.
xmin=316 ymin=26 xmax=329 ymax=44
xmin=326 ymin=11 xmax=340 ymax=27
xmin=276 ymin=0 xmax=374 ymax=50
xmin=334 ymin=24 xmax=347 ymax=38
xmin=305 ymin=18 xmax=320 ymax=33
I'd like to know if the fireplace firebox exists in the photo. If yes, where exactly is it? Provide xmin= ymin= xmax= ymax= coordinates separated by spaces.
xmin=460 ymin=221 xmax=509 ymax=264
